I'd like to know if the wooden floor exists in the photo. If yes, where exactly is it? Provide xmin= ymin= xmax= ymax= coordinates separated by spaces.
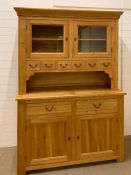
xmin=0 ymin=136 xmax=131 ymax=175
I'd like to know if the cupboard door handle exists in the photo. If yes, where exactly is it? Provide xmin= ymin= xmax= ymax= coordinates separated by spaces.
xmin=45 ymin=106 xmax=54 ymax=112
xmin=93 ymin=103 xmax=102 ymax=109
xmin=77 ymin=136 xmax=80 ymax=140
xmin=65 ymin=37 xmax=68 ymax=41
xmin=60 ymin=64 xmax=68 ymax=68
xmin=88 ymin=63 xmax=96 ymax=68
xmin=74 ymin=37 xmax=77 ymax=41
xmin=29 ymin=64 xmax=37 ymax=69
xmin=102 ymin=62 xmax=110 ymax=67
xmin=44 ymin=136 xmax=46 ymax=140
xmin=45 ymin=64 xmax=53 ymax=68
xmin=68 ymin=136 xmax=71 ymax=141
xmin=74 ymin=63 xmax=82 ymax=68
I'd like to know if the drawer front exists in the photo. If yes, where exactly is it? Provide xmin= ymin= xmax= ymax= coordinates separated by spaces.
xmin=86 ymin=60 xmax=98 ymax=70
xmin=27 ymin=61 xmax=40 ymax=71
xmin=71 ymin=61 xmax=85 ymax=71
xmin=27 ymin=102 xmax=71 ymax=115
xmin=57 ymin=61 xmax=70 ymax=71
xmin=99 ymin=60 xmax=112 ymax=69
xmin=76 ymin=98 xmax=117 ymax=114
xmin=41 ymin=61 xmax=56 ymax=71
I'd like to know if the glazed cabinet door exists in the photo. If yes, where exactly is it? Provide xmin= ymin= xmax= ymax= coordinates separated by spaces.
xmin=25 ymin=115 xmax=72 ymax=168
xmin=73 ymin=21 xmax=112 ymax=58
xmin=75 ymin=114 xmax=117 ymax=161
xmin=26 ymin=19 xmax=69 ymax=59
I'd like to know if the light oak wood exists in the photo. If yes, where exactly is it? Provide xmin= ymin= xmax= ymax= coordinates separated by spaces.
xmin=26 ymin=115 xmax=72 ymax=167
xmin=26 ymin=102 xmax=71 ymax=115
xmin=26 ymin=19 xmax=69 ymax=59
xmin=17 ymin=102 xmax=26 ymax=175
xmin=18 ymin=17 xmax=27 ymax=94
xmin=73 ymin=21 xmax=112 ymax=58
xmin=14 ymin=8 xmax=125 ymax=174
xmin=76 ymin=98 xmax=117 ymax=115
xmin=14 ymin=8 xmax=123 ymax=19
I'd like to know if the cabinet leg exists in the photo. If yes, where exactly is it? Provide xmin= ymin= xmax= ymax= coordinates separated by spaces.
xmin=117 ymin=154 xmax=124 ymax=163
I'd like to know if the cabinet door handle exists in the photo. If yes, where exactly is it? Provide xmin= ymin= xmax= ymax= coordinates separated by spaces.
xmin=68 ymin=136 xmax=71 ymax=141
xmin=93 ymin=103 xmax=102 ymax=109
xmin=74 ymin=37 xmax=77 ymax=41
xmin=29 ymin=64 xmax=37 ymax=69
xmin=60 ymin=64 xmax=68 ymax=68
xmin=77 ymin=136 xmax=80 ymax=140
xmin=65 ymin=37 xmax=68 ymax=41
xmin=45 ymin=106 xmax=54 ymax=112
xmin=45 ymin=64 xmax=53 ymax=68
xmin=102 ymin=62 xmax=110 ymax=67
xmin=88 ymin=63 xmax=96 ymax=68
xmin=74 ymin=63 xmax=82 ymax=68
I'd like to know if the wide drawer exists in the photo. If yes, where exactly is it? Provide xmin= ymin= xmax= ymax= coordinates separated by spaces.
xmin=27 ymin=102 xmax=71 ymax=115
xmin=76 ymin=98 xmax=117 ymax=114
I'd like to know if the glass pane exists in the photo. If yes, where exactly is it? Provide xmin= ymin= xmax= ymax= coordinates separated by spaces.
xmin=78 ymin=26 xmax=107 ymax=52
xmin=32 ymin=25 xmax=64 ymax=53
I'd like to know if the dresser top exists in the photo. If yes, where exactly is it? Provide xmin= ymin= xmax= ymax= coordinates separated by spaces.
xmin=16 ymin=89 xmax=126 ymax=101
xmin=14 ymin=7 xmax=123 ymax=19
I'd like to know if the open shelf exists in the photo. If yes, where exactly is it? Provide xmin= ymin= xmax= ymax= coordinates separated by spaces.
xmin=27 ymin=71 xmax=111 ymax=93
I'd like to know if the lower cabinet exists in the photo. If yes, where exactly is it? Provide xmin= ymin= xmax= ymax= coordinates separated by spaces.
xmin=26 ymin=115 xmax=72 ymax=167
xmin=23 ymin=94 xmax=124 ymax=171
xmin=25 ymin=113 xmax=117 ymax=169
xmin=76 ymin=114 xmax=117 ymax=161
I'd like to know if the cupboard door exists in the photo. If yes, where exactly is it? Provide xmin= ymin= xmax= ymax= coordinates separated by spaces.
xmin=73 ymin=21 xmax=112 ymax=58
xmin=27 ymin=19 xmax=69 ymax=59
xmin=76 ymin=114 xmax=117 ymax=161
xmin=26 ymin=115 xmax=72 ymax=167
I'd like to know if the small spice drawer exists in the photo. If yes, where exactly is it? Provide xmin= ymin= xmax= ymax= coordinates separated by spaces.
xmin=57 ymin=61 xmax=70 ymax=71
xmin=86 ymin=60 xmax=98 ymax=70
xmin=76 ymin=98 xmax=117 ymax=115
xmin=41 ymin=61 xmax=56 ymax=71
xmin=99 ymin=59 xmax=112 ymax=69
xmin=27 ymin=61 xmax=40 ymax=71
xmin=27 ymin=102 xmax=72 ymax=115
xmin=71 ymin=61 xmax=85 ymax=71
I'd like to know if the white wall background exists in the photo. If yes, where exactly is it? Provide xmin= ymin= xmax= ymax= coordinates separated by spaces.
xmin=0 ymin=0 xmax=131 ymax=148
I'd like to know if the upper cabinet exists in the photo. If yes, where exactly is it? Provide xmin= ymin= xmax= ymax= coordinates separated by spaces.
xmin=26 ymin=19 xmax=112 ymax=59
xmin=73 ymin=21 xmax=112 ymax=58
xmin=26 ymin=19 xmax=69 ymax=58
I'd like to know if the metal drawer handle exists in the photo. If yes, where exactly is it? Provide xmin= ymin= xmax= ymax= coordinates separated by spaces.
xmin=45 ymin=64 xmax=53 ymax=68
xmin=29 ymin=64 xmax=38 ymax=69
xmin=60 ymin=64 xmax=68 ymax=68
xmin=45 ymin=106 xmax=54 ymax=112
xmin=93 ymin=103 xmax=102 ymax=109
xmin=74 ymin=63 xmax=82 ymax=68
xmin=102 ymin=62 xmax=111 ymax=67
xmin=88 ymin=63 xmax=96 ymax=68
